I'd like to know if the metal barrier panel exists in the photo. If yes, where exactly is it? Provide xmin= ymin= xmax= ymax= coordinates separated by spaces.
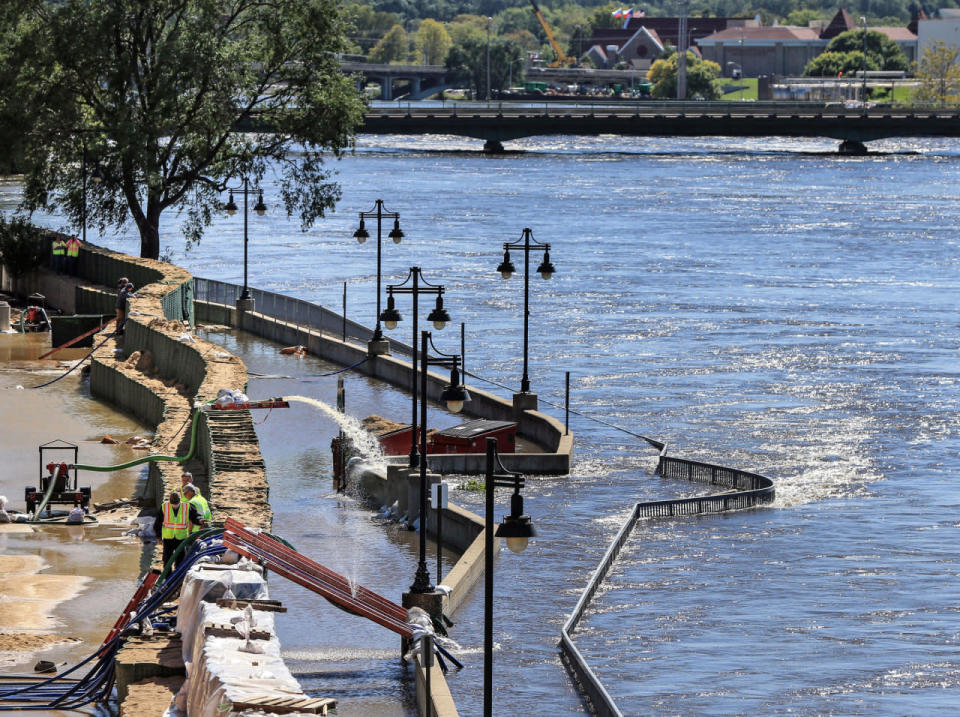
xmin=560 ymin=454 xmax=774 ymax=714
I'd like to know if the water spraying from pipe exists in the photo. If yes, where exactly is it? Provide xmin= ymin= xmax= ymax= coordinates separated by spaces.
xmin=284 ymin=395 xmax=386 ymax=470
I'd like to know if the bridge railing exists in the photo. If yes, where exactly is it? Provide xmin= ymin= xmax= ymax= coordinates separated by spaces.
xmin=559 ymin=452 xmax=774 ymax=716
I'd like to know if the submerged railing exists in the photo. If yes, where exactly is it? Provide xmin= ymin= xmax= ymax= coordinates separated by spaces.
xmin=193 ymin=277 xmax=415 ymax=357
xmin=559 ymin=450 xmax=775 ymax=716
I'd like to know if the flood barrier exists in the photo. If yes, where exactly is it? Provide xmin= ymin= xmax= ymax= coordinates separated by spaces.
xmin=559 ymin=450 xmax=775 ymax=716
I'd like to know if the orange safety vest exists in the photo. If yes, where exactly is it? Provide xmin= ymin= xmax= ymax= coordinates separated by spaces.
xmin=161 ymin=501 xmax=189 ymax=540
xmin=66 ymin=238 xmax=82 ymax=257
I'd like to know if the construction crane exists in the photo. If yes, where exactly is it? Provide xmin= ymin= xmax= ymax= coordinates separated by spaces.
xmin=529 ymin=0 xmax=579 ymax=67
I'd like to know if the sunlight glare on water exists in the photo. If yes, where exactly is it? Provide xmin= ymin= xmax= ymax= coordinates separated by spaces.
xmin=9 ymin=132 xmax=960 ymax=714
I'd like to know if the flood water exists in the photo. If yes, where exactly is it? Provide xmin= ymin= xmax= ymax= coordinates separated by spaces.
xmin=8 ymin=132 xmax=960 ymax=714
xmin=0 ymin=332 xmax=153 ymax=683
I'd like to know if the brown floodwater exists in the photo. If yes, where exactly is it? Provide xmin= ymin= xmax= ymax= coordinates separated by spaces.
xmin=0 ymin=331 xmax=154 ymax=695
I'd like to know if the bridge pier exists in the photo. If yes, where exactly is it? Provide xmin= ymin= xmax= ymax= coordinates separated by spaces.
xmin=838 ymin=139 xmax=868 ymax=155
xmin=483 ymin=139 xmax=505 ymax=154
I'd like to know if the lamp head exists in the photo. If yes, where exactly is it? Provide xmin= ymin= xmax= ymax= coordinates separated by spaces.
xmin=225 ymin=192 xmax=238 ymax=216
xmin=389 ymin=218 xmax=404 ymax=244
xmin=427 ymin=295 xmax=451 ymax=330
xmin=495 ymin=510 xmax=538 ymax=554
xmin=440 ymin=366 xmax=470 ymax=413
xmin=380 ymin=294 xmax=401 ymax=330
xmin=253 ymin=190 xmax=266 ymax=216
xmin=497 ymin=249 xmax=515 ymax=280
xmin=354 ymin=218 xmax=369 ymax=243
xmin=536 ymin=249 xmax=555 ymax=280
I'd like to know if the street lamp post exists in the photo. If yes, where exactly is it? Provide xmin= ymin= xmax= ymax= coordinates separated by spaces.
xmin=482 ymin=436 xmax=537 ymax=717
xmin=381 ymin=267 xmax=451 ymax=468
xmin=860 ymin=17 xmax=868 ymax=105
xmin=354 ymin=200 xmax=403 ymax=354
xmin=409 ymin=330 xmax=469 ymax=594
xmin=496 ymin=227 xmax=556 ymax=409
xmin=224 ymin=177 xmax=266 ymax=311
xmin=486 ymin=17 xmax=493 ymax=101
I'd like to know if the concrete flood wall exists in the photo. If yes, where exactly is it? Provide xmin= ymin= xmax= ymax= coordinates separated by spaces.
xmin=195 ymin=298 xmax=573 ymax=474
xmin=350 ymin=461 xmax=490 ymax=717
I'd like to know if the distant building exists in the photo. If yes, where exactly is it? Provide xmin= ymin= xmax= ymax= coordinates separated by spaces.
xmin=585 ymin=17 xmax=747 ymax=69
xmin=917 ymin=10 xmax=960 ymax=58
xmin=697 ymin=9 xmax=918 ymax=77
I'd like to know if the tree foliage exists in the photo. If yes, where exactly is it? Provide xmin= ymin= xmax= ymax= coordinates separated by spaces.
xmin=0 ymin=215 xmax=47 ymax=279
xmin=415 ymin=19 xmax=453 ymax=64
xmin=370 ymin=23 xmax=411 ymax=63
xmin=804 ymin=50 xmax=877 ymax=77
xmin=825 ymin=28 xmax=910 ymax=71
xmin=446 ymin=28 xmax=526 ymax=97
xmin=0 ymin=0 xmax=366 ymax=259
xmin=647 ymin=50 xmax=722 ymax=99
xmin=913 ymin=40 xmax=960 ymax=105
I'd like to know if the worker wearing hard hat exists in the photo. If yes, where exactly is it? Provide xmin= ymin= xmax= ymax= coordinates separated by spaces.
xmin=182 ymin=484 xmax=212 ymax=534
xmin=159 ymin=490 xmax=207 ymax=569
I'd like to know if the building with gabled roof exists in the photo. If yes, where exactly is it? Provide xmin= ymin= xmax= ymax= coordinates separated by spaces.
xmin=697 ymin=8 xmax=918 ymax=77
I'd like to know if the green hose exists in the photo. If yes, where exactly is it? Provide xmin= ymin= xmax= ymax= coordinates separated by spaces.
xmin=72 ymin=407 xmax=203 ymax=473
xmin=31 ymin=465 xmax=63 ymax=520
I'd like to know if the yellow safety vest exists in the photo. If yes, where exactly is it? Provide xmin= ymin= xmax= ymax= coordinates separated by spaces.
xmin=161 ymin=502 xmax=189 ymax=540
xmin=66 ymin=238 xmax=81 ymax=257
xmin=52 ymin=239 xmax=66 ymax=256
xmin=188 ymin=495 xmax=211 ymax=533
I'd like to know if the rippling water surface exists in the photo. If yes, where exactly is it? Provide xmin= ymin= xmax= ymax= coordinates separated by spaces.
xmin=7 ymin=133 xmax=960 ymax=714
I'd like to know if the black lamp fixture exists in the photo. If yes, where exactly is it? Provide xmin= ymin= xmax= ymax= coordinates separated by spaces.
xmin=409 ymin=330 xmax=470 ymax=594
xmin=354 ymin=200 xmax=403 ymax=344
xmin=496 ymin=227 xmax=557 ymax=394
xmin=483 ymin=437 xmax=537 ymax=716
xmin=222 ymin=176 xmax=266 ymax=303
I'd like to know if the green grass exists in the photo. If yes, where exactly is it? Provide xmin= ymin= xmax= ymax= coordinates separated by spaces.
xmin=716 ymin=77 xmax=758 ymax=101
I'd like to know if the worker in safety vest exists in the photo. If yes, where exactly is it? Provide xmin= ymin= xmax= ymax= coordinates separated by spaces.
xmin=182 ymin=484 xmax=212 ymax=534
xmin=65 ymin=235 xmax=82 ymax=275
xmin=159 ymin=491 xmax=205 ymax=569
xmin=51 ymin=237 xmax=67 ymax=274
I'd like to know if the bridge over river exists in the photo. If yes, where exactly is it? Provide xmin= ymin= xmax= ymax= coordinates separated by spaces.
xmin=360 ymin=101 xmax=960 ymax=153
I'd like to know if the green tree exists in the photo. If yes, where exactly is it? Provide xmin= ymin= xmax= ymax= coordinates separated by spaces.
xmin=415 ymin=18 xmax=453 ymax=64
xmin=913 ymin=40 xmax=960 ymax=105
xmin=447 ymin=29 xmax=524 ymax=98
xmin=0 ymin=215 xmax=46 ymax=279
xmin=647 ymin=50 xmax=722 ymax=99
xmin=804 ymin=50 xmax=877 ymax=77
xmin=820 ymin=28 xmax=910 ymax=72
xmin=369 ymin=23 xmax=411 ymax=63
xmin=0 ymin=0 xmax=365 ymax=260
xmin=347 ymin=5 xmax=402 ymax=54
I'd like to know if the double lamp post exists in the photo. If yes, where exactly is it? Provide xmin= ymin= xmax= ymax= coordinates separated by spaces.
xmin=224 ymin=177 xmax=267 ymax=312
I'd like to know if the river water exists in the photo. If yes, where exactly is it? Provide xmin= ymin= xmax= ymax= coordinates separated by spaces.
xmin=7 ymin=132 xmax=960 ymax=714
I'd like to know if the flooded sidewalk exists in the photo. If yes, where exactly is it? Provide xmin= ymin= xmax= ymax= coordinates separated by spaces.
xmin=0 ymin=332 xmax=154 ymax=674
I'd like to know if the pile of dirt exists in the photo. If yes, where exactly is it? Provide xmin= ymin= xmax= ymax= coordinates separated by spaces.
xmin=0 ymin=633 xmax=80 ymax=653
xmin=362 ymin=415 xmax=405 ymax=435
xmin=120 ymin=675 xmax=185 ymax=717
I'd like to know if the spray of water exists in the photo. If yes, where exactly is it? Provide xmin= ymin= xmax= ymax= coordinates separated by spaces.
xmin=284 ymin=395 xmax=387 ymax=470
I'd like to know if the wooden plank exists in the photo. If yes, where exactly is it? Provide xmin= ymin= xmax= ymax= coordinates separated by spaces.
xmin=216 ymin=598 xmax=287 ymax=612
xmin=230 ymin=695 xmax=337 ymax=714
xmin=202 ymin=623 xmax=271 ymax=640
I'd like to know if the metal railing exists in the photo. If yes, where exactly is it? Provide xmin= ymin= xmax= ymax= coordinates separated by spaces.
xmin=192 ymin=277 xmax=416 ymax=356
xmin=559 ymin=451 xmax=774 ymax=716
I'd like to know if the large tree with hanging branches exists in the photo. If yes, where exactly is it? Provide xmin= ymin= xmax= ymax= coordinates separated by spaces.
xmin=0 ymin=0 xmax=366 ymax=259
